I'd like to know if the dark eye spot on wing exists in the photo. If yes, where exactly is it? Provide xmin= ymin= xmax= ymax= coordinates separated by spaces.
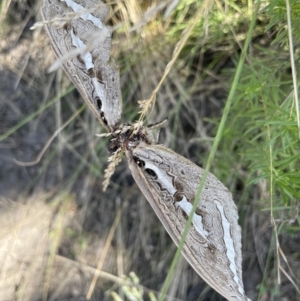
xmin=96 ymin=70 xmax=103 ymax=82
xmin=88 ymin=68 xmax=95 ymax=77
xmin=77 ymin=54 xmax=84 ymax=65
xmin=195 ymin=208 xmax=203 ymax=216
xmin=182 ymin=211 xmax=188 ymax=220
xmin=145 ymin=168 xmax=157 ymax=179
xmin=175 ymin=181 xmax=184 ymax=192
xmin=180 ymin=170 xmax=185 ymax=175
xmin=208 ymin=243 xmax=217 ymax=253
xmin=133 ymin=156 xmax=145 ymax=168
xmin=173 ymin=191 xmax=183 ymax=202
xmin=63 ymin=23 xmax=72 ymax=31
xmin=100 ymin=112 xmax=108 ymax=125
xmin=96 ymin=97 xmax=102 ymax=110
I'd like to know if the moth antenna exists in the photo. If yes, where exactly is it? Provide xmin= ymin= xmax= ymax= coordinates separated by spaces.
xmin=150 ymin=118 xmax=168 ymax=143
xmin=103 ymin=148 xmax=123 ymax=191
xmin=155 ymin=128 xmax=163 ymax=144
xmin=147 ymin=118 xmax=168 ymax=130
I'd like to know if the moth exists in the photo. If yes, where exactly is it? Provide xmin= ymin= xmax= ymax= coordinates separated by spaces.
xmin=41 ymin=1 xmax=251 ymax=300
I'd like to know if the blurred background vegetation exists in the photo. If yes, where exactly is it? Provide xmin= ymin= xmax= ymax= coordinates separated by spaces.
xmin=0 ymin=0 xmax=299 ymax=300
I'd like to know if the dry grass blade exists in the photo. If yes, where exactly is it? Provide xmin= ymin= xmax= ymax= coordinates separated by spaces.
xmin=278 ymin=247 xmax=300 ymax=293
xmin=0 ymin=0 xmax=11 ymax=26
xmin=13 ymin=108 xmax=82 ymax=166
xmin=86 ymin=208 xmax=122 ymax=299
xmin=43 ymin=194 xmax=72 ymax=301
xmin=129 ymin=1 xmax=170 ymax=32
xmin=138 ymin=0 xmax=213 ymax=121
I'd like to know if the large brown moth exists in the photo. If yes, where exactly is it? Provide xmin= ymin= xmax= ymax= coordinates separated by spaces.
xmin=41 ymin=1 xmax=251 ymax=300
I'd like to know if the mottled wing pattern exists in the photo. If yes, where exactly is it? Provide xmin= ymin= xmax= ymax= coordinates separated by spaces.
xmin=126 ymin=143 xmax=250 ymax=301
xmin=41 ymin=0 xmax=122 ymax=131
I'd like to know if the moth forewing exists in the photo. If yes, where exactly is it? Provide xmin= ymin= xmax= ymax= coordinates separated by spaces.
xmin=41 ymin=0 xmax=122 ymax=131
xmin=126 ymin=143 xmax=250 ymax=301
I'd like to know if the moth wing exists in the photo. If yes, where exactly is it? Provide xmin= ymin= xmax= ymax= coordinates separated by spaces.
xmin=126 ymin=143 xmax=250 ymax=301
xmin=41 ymin=0 xmax=122 ymax=131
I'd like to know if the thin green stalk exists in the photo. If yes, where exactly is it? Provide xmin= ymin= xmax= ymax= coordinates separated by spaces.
xmin=285 ymin=0 xmax=300 ymax=136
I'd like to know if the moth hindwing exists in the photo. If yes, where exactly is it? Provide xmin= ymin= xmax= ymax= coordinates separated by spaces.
xmin=41 ymin=0 xmax=122 ymax=131
xmin=125 ymin=142 xmax=251 ymax=301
